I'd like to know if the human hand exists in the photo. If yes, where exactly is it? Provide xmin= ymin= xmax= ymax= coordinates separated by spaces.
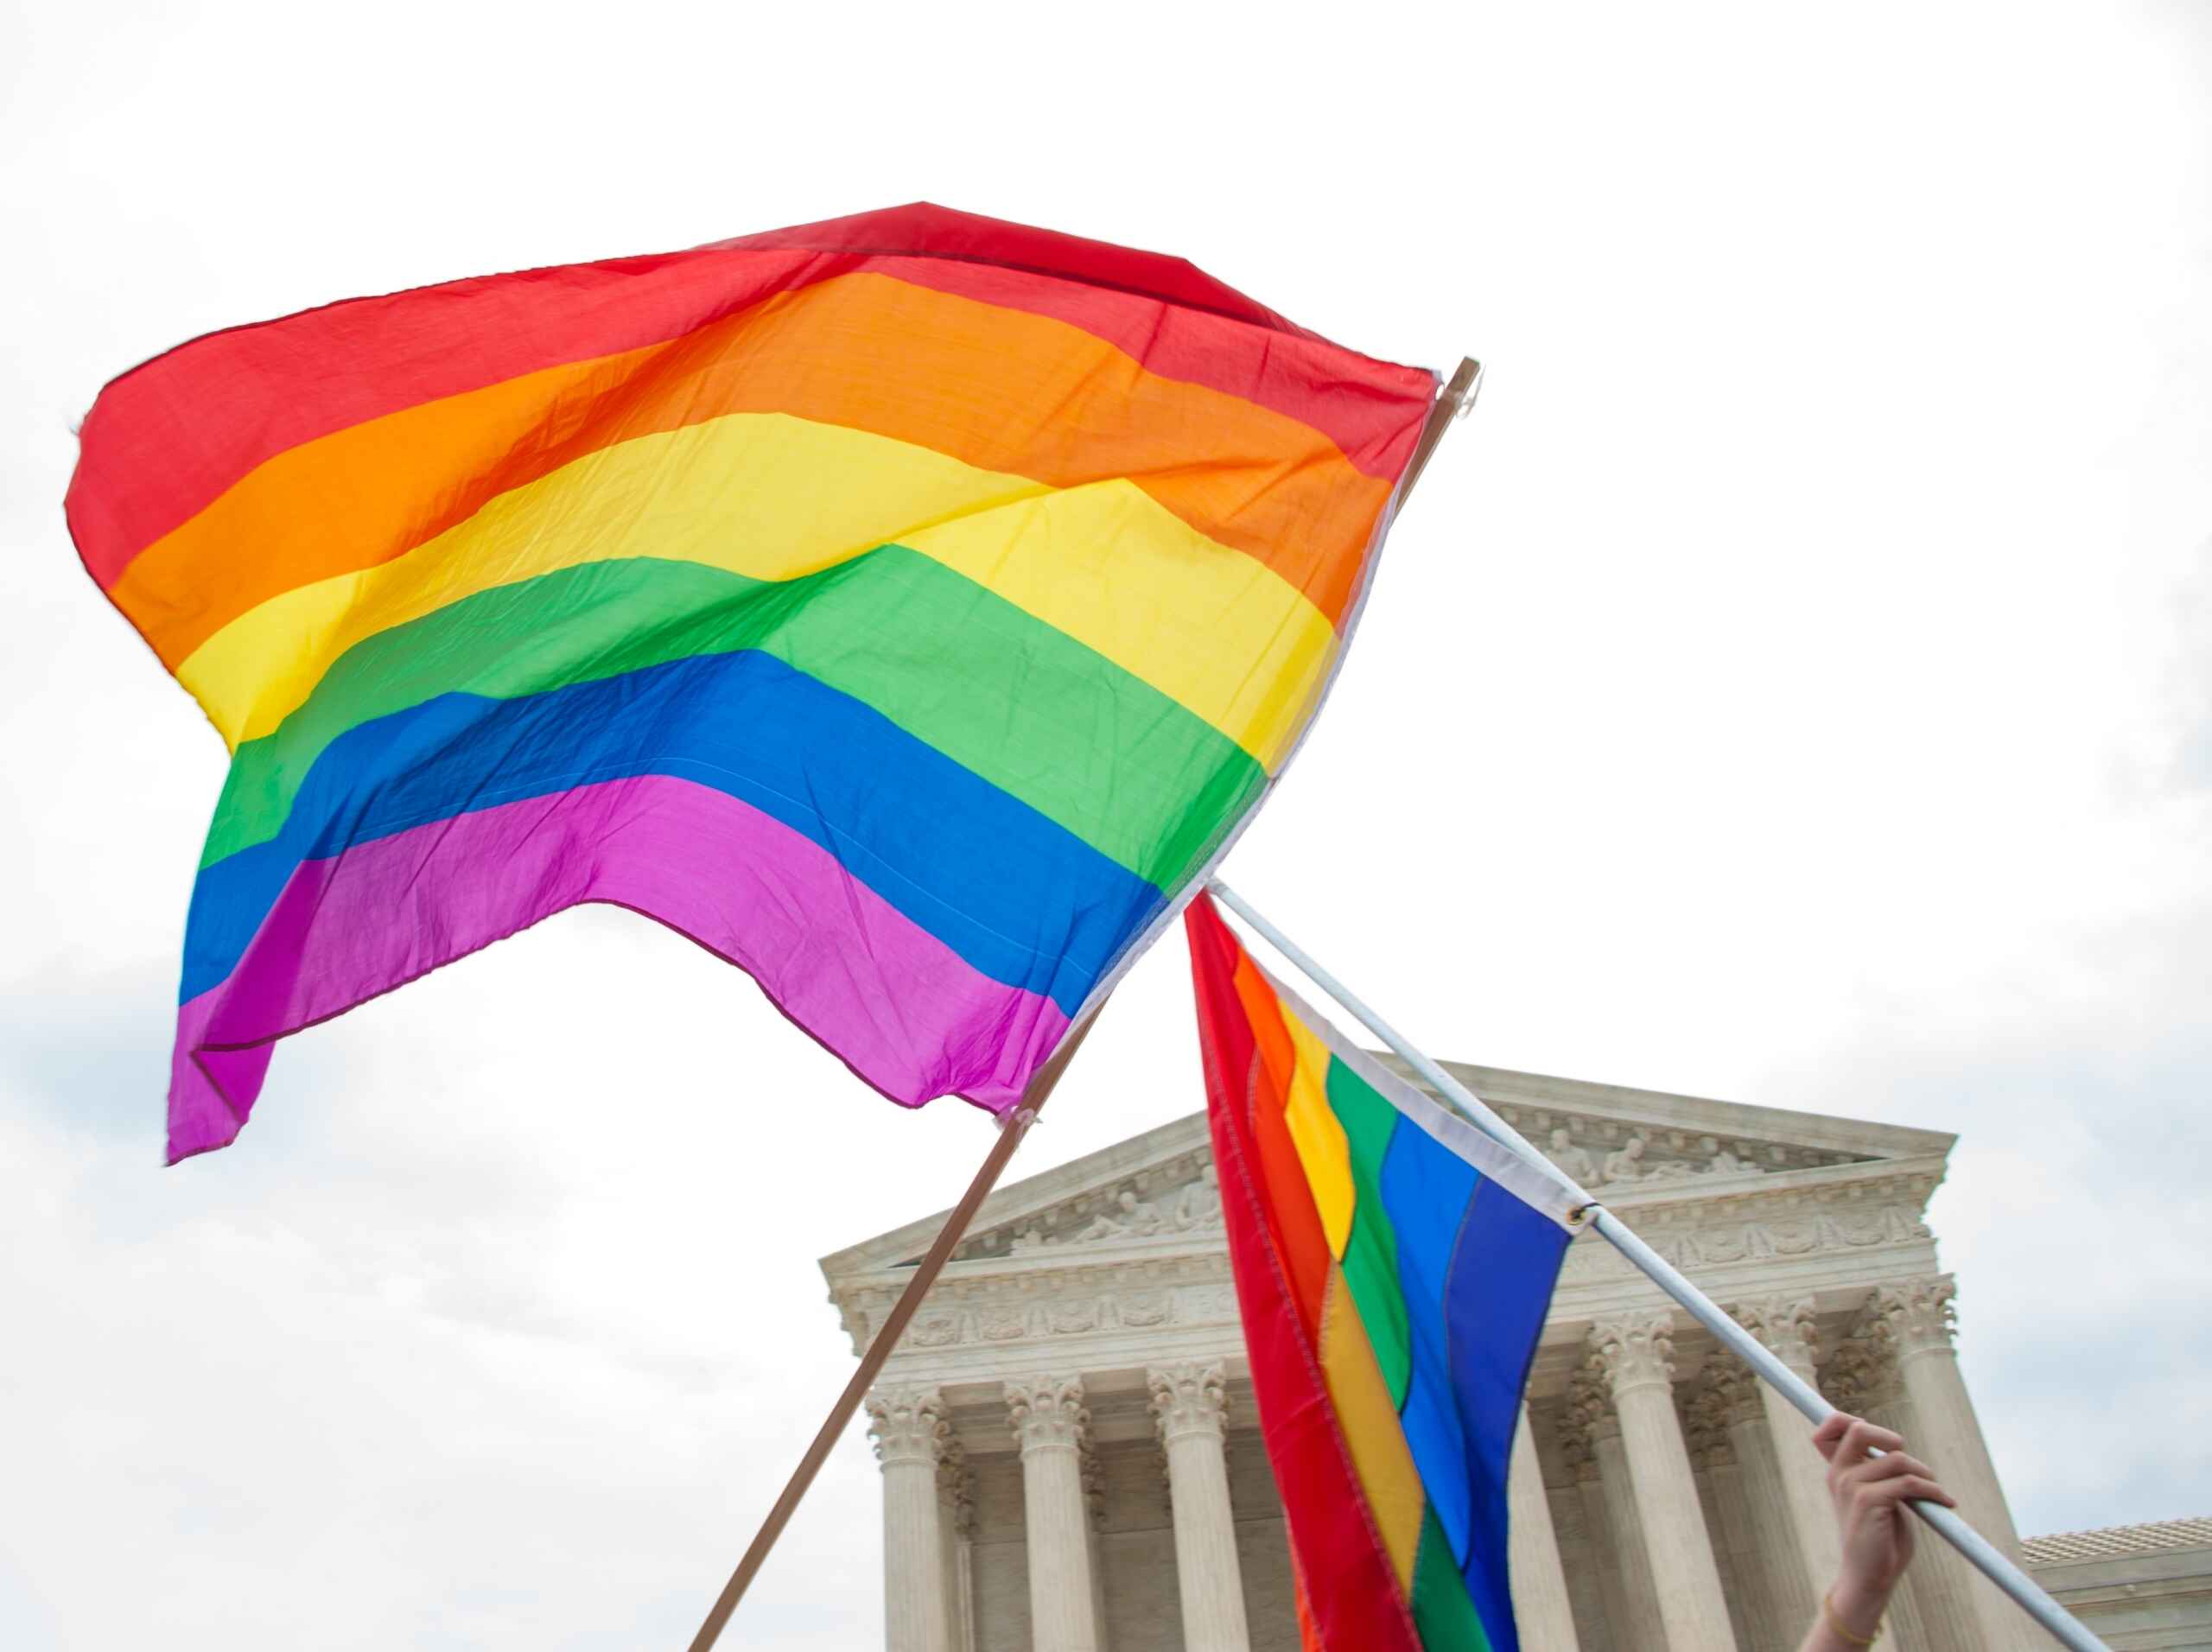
xmin=1810 ymin=1413 xmax=1958 ymax=1640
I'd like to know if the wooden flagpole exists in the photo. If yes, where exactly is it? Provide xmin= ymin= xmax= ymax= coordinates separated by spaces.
xmin=1399 ymin=356 xmax=1484 ymax=508
xmin=687 ymin=346 xmax=1475 ymax=1649
xmin=685 ymin=1009 xmax=1103 ymax=1651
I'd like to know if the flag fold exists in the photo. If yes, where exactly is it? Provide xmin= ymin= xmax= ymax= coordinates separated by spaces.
xmin=1185 ymin=891 xmax=1577 ymax=1652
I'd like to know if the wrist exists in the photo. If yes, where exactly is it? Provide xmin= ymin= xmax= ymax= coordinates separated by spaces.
xmin=1827 ymin=1579 xmax=1890 ymax=1642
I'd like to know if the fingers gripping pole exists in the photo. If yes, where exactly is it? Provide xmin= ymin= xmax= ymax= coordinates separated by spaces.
xmin=1204 ymin=877 xmax=2111 ymax=1652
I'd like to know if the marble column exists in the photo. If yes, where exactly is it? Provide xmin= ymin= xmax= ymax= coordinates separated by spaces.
xmin=1825 ymin=1331 xmax=1935 ymax=1649
xmin=1588 ymin=1313 xmax=1740 ymax=1651
xmin=1507 ymin=1403 xmax=1581 ymax=1649
xmin=1713 ymin=1358 xmax=1800 ymax=1652
xmin=1586 ymin=1452 xmax=1642 ymax=1651
xmin=1732 ymin=1295 xmax=1842 ymax=1634
xmin=1573 ymin=1364 xmax=1663 ymax=1649
xmin=1872 ymin=1276 xmax=2036 ymax=1650
xmin=867 ymin=1384 xmax=953 ymax=1652
xmin=1692 ymin=1452 xmax=1752 ymax=1651
xmin=1560 ymin=1397 xmax=1631 ymax=1652
xmin=1548 ymin=1466 xmax=1609 ymax=1652
xmin=1689 ymin=1377 xmax=1777 ymax=1652
xmin=1149 ymin=1362 xmax=1252 ymax=1652
xmin=1007 ymin=1374 xmax=1100 ymax=1652
xmin=938 ymin=1440 xmax=976 ymax=1652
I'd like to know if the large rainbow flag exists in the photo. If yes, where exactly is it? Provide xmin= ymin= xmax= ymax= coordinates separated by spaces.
xmin=65 ymin=205 xmax=1439 ymax=1163
xmin=1185 ymin=892 xmax=1577 ymax=1652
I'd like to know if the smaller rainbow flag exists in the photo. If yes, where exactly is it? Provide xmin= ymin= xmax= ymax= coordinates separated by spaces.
xmin=1185 ymin=893 xmax=1578 ymax=1652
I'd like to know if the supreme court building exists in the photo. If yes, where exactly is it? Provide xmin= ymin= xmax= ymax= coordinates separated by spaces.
xmin=821 ymin=1061 xmax=2211 ymax=1651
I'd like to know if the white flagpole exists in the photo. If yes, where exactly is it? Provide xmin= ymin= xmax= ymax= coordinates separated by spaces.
xmin=1205 ymin=876 xmax=2112 ymax=1652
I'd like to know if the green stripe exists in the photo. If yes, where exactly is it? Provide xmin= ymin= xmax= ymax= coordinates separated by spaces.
xmin=204 ymin=551 xmax=1264 ymax=886
xmin=1410 ymin=1507 xmax=1493 ymax=1652
xmin=1328 ymin=1054 xmax=1412 ymax=1404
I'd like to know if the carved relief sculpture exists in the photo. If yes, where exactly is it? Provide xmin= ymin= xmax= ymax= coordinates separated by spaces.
xmin=1546 ymin=1127 xmax=1600 ymax=1187
xmin=1602 ymin=1134 xmax=1649 ymax=1185
xmin=1172 ymin=1164 xmax=1224 ymax=1231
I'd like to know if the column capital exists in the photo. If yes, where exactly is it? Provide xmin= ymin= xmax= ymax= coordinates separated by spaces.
xmin=936 ymin=1438 xmax=975 ymax=1537
xmin=868 ymin=1383 xmax=951 ymax=1471
xmin=1822 ymin=1330 xmax=1902 ymax=1413
xmin=1148 ymin=1360 xmax=1230 ymax=1446
xmin=1589 ymin=1311 xmax=1678 ymax=1398
xmin=1150 ymin=1363 xmax=1252 ymax=1649
xmin=1704 ymin=1353 xmax=1763 ymax=1428
xmin=1555 ymin=1401 xmax=1596 ymax=1477
xmin=1561 ymin=1363 xmax=1619 ymax=1453
xmin=1867 ymin=1274 xmax=1959 ymax=1361
xmin=1684 ymin=1382 xmax=1735 ymax=1470
xmin=1006 ymin=1373 xmax=1091 ymax=1456
xmin=1729 ymin=1294 xmax=1821 ymax=1374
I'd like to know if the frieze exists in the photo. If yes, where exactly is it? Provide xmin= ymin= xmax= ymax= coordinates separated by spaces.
xmin=835 ymin=1251 xmax=1232 ymax=1341
xmin=908 ymin=1312 xmax=962 ymax=1348
xmin=1555 ymin=1177 xmax=1937 ymax=1283
xmin=1120 ymin=1290 xmax=1173 ymax=1328
xmin=1173 ymin=1283 xmax=1240 ymax=1324
xmin=831 ymin=1274 xmax=1238 ymax=1355
xmin=1048 ymin=1300 xmax=1100 ymax=1335
xmin=925 ymin=1102 xmax=1900 ymax=1268
xmin=827 ymin=1132 xmax=1947 ymax=1364
xmin=838 ymin=1192 xmax=1933 ymax=1356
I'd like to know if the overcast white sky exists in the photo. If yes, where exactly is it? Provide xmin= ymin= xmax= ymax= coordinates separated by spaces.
xmin=4 ymin=1 xmax=2209 ymax=1646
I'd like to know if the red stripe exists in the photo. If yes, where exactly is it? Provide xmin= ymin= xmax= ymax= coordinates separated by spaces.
xmin=1230 ymin=952 xmax=1333 ymax=1344
xmin=1185 ymin=895 xmax=1422 ymax=1652
xmin=1293 ymin=1555 xmax=1325 ymax=1652
xmin=711 ymin=201 xmax=1317 ymax=336
xmin=68 ymin=204 xmax=1430 ymax=588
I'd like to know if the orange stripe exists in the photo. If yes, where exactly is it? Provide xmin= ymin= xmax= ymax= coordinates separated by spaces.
xmin=1233 ymin=956 xmax=1333 ymax=1341
xmin=1293 ymin=1561 xmax=1325 ymax=1652
xmin=112 ymin=271 xmax=1393 ymax=669
xmin=1234 ymin=956 xmax=1299 ymax=1100
xmin=1317 ymin=1263 xmax=1426 ymax=1594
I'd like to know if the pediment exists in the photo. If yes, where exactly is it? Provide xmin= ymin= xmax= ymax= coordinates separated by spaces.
xmin=819 ymin=1111 xmax=1217 ymax=1282
xmin=818 ymin=1058 xmax=1955 ymax=1285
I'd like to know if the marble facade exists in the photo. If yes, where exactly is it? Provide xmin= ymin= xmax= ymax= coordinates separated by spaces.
xmin=821 ymin=1060 xmax=2205 ymax=1651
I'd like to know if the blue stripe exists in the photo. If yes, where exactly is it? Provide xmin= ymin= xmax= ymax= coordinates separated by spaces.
xmin=1443 ymin=1175 xmax=1572 ymax=1652
xmin=181 ymin=650 xmax=1163 ymax=1013
xmin=1379 ymin=1120 xmax=1480 ymax=1567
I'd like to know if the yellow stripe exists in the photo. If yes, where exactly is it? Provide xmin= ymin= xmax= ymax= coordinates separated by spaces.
xmin=1318 ymin=1263 xmax=1425 ymax=1592
xmin=1281 ymin=1004 xmax=1356 ymax=1257
xmin=178 ymin=411 xmax=1337 ymax=761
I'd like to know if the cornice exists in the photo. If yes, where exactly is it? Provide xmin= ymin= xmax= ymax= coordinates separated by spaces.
xmin=1590 ymin=1151 xmax=1950 ymax=1223
xmin=1391 ymin=1058 xmax=1960 ymax=1163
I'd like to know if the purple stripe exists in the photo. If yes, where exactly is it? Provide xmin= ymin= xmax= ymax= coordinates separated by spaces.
xmin=168 ymin=775 xmax=1071 ymax=1162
